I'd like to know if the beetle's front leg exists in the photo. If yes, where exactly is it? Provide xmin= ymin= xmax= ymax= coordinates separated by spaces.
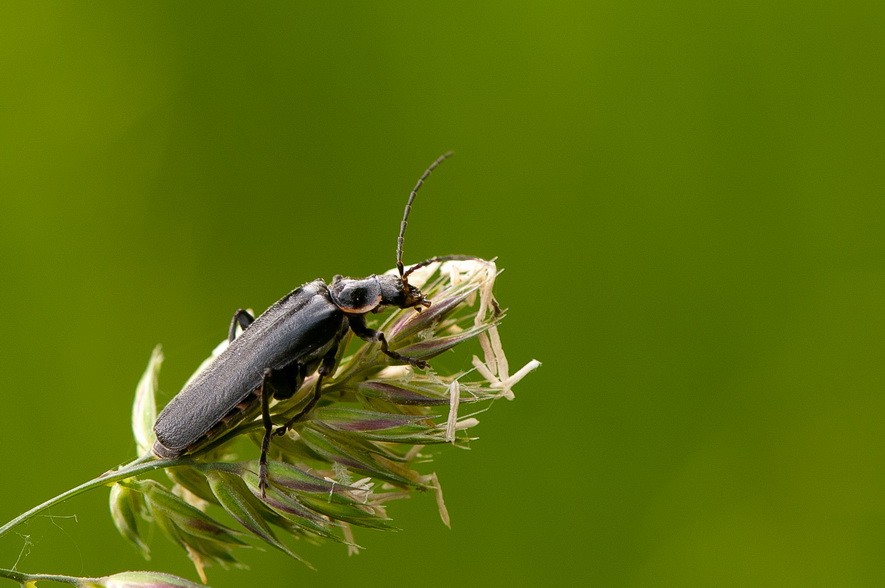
xmin=347 ymin=314 xmax=427 ymax=369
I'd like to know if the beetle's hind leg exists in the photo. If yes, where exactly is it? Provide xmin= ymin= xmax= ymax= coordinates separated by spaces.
xmin=228 ymin=309 xmax=255 ymax=342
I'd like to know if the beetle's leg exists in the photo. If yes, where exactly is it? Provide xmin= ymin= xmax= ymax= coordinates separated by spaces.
xmin=257 ymin=367 xmax=276 ymax=497
xmin=256 ymin=364 xmax=298 ymax=496
xmin=273 ymin=349 xmax=338 ymax=436
xmin=347 ymin=314 xmax=428 ymax=369
xmin=401 ymin=254 xmax=478 ymax=281
xmin=228 ymin=309 xmax=255 ymax=342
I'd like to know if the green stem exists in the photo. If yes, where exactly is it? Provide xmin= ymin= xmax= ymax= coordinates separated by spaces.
xmin=0 ymin=456 xmax=180 ymax=538
xmin=0 ymin=567 xmax=101 ymax=586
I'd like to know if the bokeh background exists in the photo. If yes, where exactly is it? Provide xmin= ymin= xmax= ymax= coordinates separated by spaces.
xmin=1 ymin=2 xmax=883 ymax=586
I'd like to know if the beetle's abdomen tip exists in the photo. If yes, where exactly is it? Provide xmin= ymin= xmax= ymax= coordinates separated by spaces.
xmin=152 ymin=439 xmax=183 ymax=459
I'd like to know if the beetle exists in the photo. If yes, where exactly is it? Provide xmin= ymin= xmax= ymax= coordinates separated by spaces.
xmin=152 ymin=152 xmax=470 ymax=494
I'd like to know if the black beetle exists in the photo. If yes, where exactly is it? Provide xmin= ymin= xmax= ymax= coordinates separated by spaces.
xmin=152 ymin=152 xmax=470 ymax=494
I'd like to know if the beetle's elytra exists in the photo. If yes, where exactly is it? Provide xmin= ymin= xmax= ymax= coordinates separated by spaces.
xmin=152 ymin=152 xmax=470 ymax=495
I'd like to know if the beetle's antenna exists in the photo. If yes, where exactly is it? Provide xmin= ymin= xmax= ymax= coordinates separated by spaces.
xmin=396 ymin=151 xmax=455 ymax=282
xmin=402 ymin=254 xmax=477 ymax=281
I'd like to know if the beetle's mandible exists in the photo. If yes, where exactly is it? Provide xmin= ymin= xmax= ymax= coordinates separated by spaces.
xmin=152 ymin=152 xmax=471 ymax=495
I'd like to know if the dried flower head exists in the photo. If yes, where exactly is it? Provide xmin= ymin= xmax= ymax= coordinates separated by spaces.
xmin=112 ymin=258 xmax=539 ymax=581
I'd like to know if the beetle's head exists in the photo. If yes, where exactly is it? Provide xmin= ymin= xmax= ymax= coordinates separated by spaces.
xmin=384 ymin=274 xmax=430 ymax=310
xmin=329 ymin=275 xmax=428 ymax=314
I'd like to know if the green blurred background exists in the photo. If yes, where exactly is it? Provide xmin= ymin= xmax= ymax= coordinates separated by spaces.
xmin=1 ymin=2 xmax=883 ymax=586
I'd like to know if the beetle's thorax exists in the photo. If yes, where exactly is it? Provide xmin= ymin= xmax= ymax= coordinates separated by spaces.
xmin=328 ymin=274 xmax=426 ymax=314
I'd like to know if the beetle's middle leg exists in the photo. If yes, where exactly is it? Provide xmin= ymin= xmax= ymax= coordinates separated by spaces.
xmin=273 ymin=349 xmax=338 ymax=437
xmin=257 ymin=364 xmax=297 ymax=497
xmin=257 ymin=351 xmax=337 ymax=495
